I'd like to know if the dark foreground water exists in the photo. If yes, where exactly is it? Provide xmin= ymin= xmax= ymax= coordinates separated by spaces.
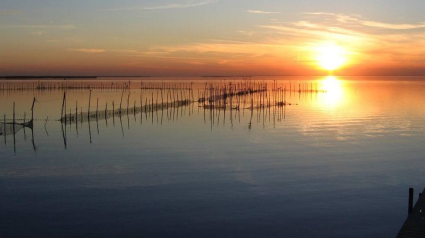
xmin=0 ymin=76 xmax=424 ymax=238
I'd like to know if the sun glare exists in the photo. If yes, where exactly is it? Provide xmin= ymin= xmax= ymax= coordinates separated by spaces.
xmin=317 ymin=43 xmax=346 ymax=71
xmin=321 ymin=76 xmax=343 ymax=107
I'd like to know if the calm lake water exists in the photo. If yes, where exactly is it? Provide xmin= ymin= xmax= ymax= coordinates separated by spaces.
xmin=1 ymin=76 xmax=424 ymax=238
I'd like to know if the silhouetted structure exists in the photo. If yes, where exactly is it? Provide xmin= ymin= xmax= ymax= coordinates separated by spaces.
xmin=397 ymin=188 xmax=425 ymax=238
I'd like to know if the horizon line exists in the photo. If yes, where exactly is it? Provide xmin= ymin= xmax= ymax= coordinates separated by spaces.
xmin=2 ymin=75 xmax=425 ymax=79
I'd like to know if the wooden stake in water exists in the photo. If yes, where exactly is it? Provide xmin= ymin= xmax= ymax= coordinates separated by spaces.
xmin=126 ymin=91 xmax=130 ymax=115
xmin=3 ymin=114 xmax=6 ymax=145
xmin=96 ymin=98 xmax=99 ymax=120
xmin=88 ymin=90 xmax=92 ymax=119
xmin=119 ymin=90 xmax=124 ymax=115
xmin=61 ymin=92 xmax=66 ymax=119
xmin=75 ymin=100 xmax=78 ymax=122
xmin=13 ymin=102 xmax=15 ymax=125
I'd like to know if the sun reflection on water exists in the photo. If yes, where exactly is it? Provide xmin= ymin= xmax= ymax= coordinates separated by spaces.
xmin=321 ymin=76 xmax=344 ymax=108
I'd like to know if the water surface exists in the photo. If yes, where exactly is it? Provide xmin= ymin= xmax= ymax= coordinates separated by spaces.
xmin=1 ymin=76 xmax=425 ymax=238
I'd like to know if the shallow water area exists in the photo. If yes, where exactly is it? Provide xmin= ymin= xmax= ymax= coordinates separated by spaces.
xmin=1 ymin=76 xmax=425 ymax=238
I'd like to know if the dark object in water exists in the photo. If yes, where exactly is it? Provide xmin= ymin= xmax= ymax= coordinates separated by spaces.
xmin=276 ymin=102 xmax=291 ymax=106
xmin=397 ymin=188 xmax=425 ymax=238
xmin=1 ymin=97 xmax=35 ymax=136
xmin=0 ymin=120 xmax=33 ymax=136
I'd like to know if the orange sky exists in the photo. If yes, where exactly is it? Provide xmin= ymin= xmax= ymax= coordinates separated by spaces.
xmin=1 ymin=0 xmax=425 ymax=76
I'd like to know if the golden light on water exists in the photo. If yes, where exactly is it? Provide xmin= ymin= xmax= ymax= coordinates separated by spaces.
xmin=316 ymin=43 xmax=346 ymax=71
xmin=321 ymin=76 xmax=344 ymax=107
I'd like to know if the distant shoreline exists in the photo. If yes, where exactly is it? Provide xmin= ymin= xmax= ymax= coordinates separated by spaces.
xmin=0 ymin=76 xmax=98 ymax=79
xmin=202 ymin=76 xmax=253 ymax=78
xmin=1 ymin=75 xmax=425 ymax=80
xmin=0 ymin=76 xmax=151 ymax=80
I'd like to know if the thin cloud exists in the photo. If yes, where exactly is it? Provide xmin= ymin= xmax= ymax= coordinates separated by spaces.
xmin=110 ymin=49 xmax=139 ymax=54
xmin=110 ymin=0 xmax=220 ymax=11
xmin=237 ymin=30 xmax=255 ymax=36
xmin=0 ymin=24 xmax=75 ymax=29
xmin=247 ymin=10 xmax=280 ymax=14
xmin=70 ymin=49 xmax=106 ymax=53
xmin=305 ymin=12 xmax=425 ymax=30
xmin=69 ymin=49 xmax=144 ymax=54
xmin=31 ymin=31 xmax=46 ymax=36
xmin=0 ymin=10 xmax=20 ymax=15
xmin=144 ymin=0 xmax=220 ymax=10
xmin=146 ymin=40 xmax=281 ymax=58
xmin=362 ymin=21 xmax=425 ymax=30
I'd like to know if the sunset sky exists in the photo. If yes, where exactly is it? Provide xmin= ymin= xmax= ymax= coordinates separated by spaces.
xmin=1 ymin=0 xmax=425 ymax=76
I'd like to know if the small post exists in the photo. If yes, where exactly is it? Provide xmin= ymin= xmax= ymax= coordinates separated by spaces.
xmin=3 ymin=114 xmax=6 ymax=144
xmin=408 ymin=188 xmax=414 ymax=215
xmin=61 ymin=92 xmax=66 ymax=119
xmin=112 ymin=101 xmax=115 ymax=125
xmin=119 ymin=90 xmax=124 ymax=115
xmin=13 ymin=102 xmax=15 ymax=124
xmin=88 ymin=90 xmax=92 ymax=119
xmin=65 ymin=93 xmax=67 ymax=124
xmin=127 ymin=91 xmax=130 ymax=114
xmin=96 ymin=98 xmax=99 ymax=119
xmin=31 ymin=97 xmax=36 ymax=122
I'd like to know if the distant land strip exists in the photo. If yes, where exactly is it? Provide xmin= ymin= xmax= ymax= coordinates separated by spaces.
xmin=0 ymin=76 xmax=151 ymax=79
xmin=99 ymin=76 xmax=150 ymax=78
xmin=0 ymin=76 xmax=97 ymax=79
xmin=202 ymin=75 xmax=253 ymax=78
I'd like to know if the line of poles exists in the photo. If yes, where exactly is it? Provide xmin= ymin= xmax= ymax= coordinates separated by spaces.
xmin=0 ymin=81 xmax=131 ymax=91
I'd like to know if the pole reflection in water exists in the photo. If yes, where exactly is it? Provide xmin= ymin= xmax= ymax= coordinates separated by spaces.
xmin=1 ymin=78 xmax=339 ymax=153
xmin=2 ymin=77 xmax=425 ymax=238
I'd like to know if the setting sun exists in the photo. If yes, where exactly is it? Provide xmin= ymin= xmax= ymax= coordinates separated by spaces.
xmin=317 ymin=44 xmax=346 ymax=71
xmin=2 ymin=1 xmax=425 ymax=237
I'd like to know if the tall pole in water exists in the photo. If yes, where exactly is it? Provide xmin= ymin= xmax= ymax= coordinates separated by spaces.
xmin=119 ymin=89 xmax=124 ymax=115
xmin=61 ymin=92 xmax=66 ymax=120
xmin=96 ymin=98 xmax=99 ymax=119
xmin=3 ymin=114 xmax=6 ymax=145
xmin=31 ymin=97 xmax=36 ymax=122
xmin=13 ymin=102 xmax=15 ymax=125
xmin=88 ymin=90 xmax=92 ymax=119
xmin=12 ymin=102 xmax=16 ymax=153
